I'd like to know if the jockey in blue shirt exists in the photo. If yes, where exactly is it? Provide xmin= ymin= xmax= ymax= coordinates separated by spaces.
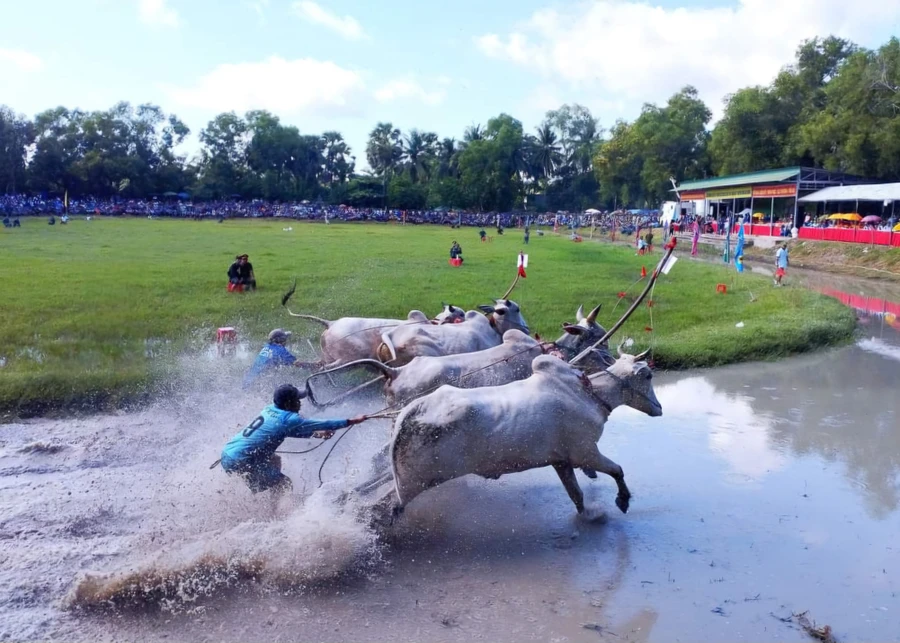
xmin=243 ymin=328 xmax=300 ymax=388
xmin=220 ymin=384 xmax=367 ymax=494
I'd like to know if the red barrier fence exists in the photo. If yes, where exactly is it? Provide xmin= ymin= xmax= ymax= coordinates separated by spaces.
xmin=711 ymin=223 xmax=900 ymax=247
xmin=819 ymin=288 xmax=900 ymax=318
xmin=733 ymin=223 xmax=899 ymax=246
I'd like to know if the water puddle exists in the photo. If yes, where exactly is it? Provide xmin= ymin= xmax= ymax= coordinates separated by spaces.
xmin=2 ymin=276 xmax=900 ymax=641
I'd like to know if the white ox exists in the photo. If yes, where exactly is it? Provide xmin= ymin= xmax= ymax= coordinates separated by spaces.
xmin=285 ymin=303 xmax=465 ymax=369
xmin=377 ymin=300 xmax=529 ymax=366
xmin=349 ymin=304 xmax=610 ymax=406
xmin=385 ymin=351 xmax=661 ymax=519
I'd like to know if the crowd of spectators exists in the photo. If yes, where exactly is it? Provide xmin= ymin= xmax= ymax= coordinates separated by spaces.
xmin=0 ymin=194 xmax=657 ymax=230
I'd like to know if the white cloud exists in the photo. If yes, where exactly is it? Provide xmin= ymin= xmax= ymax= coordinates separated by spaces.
xmin=476 ymin=0 xmax=900 ymax=119
xmin=656 ymin=376 xmax=786 ymax=480
xmin=0 ymin=48 xmax=43 ymax=72
xmin=374 ymin=78 xmax=447 ymax=106
xmin=138 ymin=0 xmax=180 ymax=28
xmin=163 ymin=56 xmax=365 ymax=115
xmin=291 ymin=1 xmax=365 ymax=41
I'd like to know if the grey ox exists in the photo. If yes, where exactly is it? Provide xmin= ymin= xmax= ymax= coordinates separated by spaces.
xmin=286 ymin=304 xmax=465 ymax=369
xmin=377 ymin=299 xmax=529 ymax=366
xmin=385 ymin=350 xmax=662 ymax=519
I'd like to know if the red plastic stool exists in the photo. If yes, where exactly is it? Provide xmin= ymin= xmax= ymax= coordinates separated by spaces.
xmin=217 ymin=327 xmax=237 ymax=357
xmin=716 ymin=284 xmax=728 ymax=294
xmin=227 ymin=282 xmax=243 ymax=293
xmin=448 ymin=258 xmax=463 ymax=267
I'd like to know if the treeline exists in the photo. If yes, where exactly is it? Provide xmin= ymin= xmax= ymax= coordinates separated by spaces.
xmin=1 ymin=36 xmax=899 ymax=211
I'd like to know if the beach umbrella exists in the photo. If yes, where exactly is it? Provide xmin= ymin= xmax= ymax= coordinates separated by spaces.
xmin=827 ymin=213 xmax=862 ymax=221
xmin=894 ymin=222 xmax=900 ymax=232
xmin=860 ymin=215 xmax=882 ymax=224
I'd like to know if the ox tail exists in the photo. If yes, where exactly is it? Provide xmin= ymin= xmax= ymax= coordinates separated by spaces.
xmin=286 ymin=312 xmax=331 ymax=327
xmin=281 ymin=279 xmax=331 ymax=326
xmin=378 ymin=330 xmax=398 ymax=363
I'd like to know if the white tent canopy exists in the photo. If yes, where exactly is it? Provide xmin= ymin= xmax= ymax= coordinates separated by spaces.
xmin=798 ymin=183 xmax=900 ymax=203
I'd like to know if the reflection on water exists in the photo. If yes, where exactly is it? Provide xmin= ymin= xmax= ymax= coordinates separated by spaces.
xmin=656 ymin=376 xmax=787 ymax=480
xmin=660 ymin=335 xmax=900 ymax=518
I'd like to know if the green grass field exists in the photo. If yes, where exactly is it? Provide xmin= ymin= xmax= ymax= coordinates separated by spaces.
xmin=1 ymin=216 xmax=856 ymax=417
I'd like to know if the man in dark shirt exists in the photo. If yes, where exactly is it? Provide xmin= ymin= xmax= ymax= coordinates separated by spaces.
xmin=227 ymin=255 xmax=242 ymax=287
xmin=238 ymin=254 xmax=256 ymax=290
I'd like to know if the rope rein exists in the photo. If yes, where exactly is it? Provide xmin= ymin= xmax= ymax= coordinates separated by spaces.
xmin=307 ymin=339 xmax=609 ymax=486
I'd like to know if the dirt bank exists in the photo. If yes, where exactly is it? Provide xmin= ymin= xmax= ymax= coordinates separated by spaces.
xmin=728 ymin=237 xmax=899 ymax=281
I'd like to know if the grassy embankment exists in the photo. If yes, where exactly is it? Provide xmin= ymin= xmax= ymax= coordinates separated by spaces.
xmin=1 ymin=217 xmax=856 ymax=417
xmin=741 ymin=239 xmax=900 ymax=280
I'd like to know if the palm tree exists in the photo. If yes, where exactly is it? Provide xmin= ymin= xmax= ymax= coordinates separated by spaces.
xmin=571 ymin=118 xmax=602 ymax=174
xmin=530 ymin=123 xmax=562 ymax=180
xmin=462 ymin=124 xmax=484 ymax=147
xmin=402 ymin=129 xmax=437 ymax=183
xmin=321 ymin=131 xmax=351 ymax=185
xmin=437 ymin=137 xmax=459 ymax=178
xmin=365 ymin=122 xmax=402 ymax=177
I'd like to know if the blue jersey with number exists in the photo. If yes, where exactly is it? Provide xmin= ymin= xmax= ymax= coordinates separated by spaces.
xmin=243 ymin=343 xmax=297 ymax=387
xmin=222 ymin=405 xmax=349 ymax=464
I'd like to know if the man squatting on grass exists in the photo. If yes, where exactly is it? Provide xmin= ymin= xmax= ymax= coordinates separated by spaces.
xmin=220 ymin=384 xmax=367 ymax=494
xmin=227 ymin=253 xmax=257 ymax=290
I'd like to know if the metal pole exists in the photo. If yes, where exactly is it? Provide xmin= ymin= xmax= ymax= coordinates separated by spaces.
xmin=770 ymin=197 xmax=775 ymax=236
xmin=749 ymin=195 xmax=754 ymax=234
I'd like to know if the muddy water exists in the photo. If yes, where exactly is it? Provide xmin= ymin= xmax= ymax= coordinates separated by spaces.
xmin=2 ymin=324 xmax=899 ymax=641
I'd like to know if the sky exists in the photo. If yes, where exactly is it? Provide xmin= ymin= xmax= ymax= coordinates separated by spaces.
xmin=2 ymin=0 xmax=900 ymax=169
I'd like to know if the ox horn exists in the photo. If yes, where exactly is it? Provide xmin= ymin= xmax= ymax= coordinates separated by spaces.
xmin=576 ymin=305 xmax=585 ymax=322
xmin=617 ymin=342 xmax=625 ymax=358
xmin=379 ymin=330 xmax=398 ymax=363
xmin=635 ymin=348 xmax=651 ymax=361
xmin=586 ymin=304 xmax=602 ymax=325
xmin=500 ymin=273 xmax=520 ymax=300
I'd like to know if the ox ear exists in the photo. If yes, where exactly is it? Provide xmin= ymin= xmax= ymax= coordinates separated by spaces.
xmin=562 ymin=323 xmax=586 ymax=335
xmin=478 ymin=305 xmax=496 ymax=314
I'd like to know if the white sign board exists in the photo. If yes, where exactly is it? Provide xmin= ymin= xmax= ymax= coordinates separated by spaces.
xmin=517 ymin=253 xmax=529 ymax=268
xmin=661 ymin=255 xmax=677 ymax=275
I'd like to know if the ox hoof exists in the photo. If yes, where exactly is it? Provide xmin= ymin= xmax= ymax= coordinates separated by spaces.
xmin=579 ymin=506 xmax=608 ymax=523
xmin=615 ymin=495 xmax=630 ymax=514
xmin=581 ymin=467 xmax=598 ymax=479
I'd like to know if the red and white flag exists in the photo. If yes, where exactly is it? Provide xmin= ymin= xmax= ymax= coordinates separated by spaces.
xmin=517 ymin=252 xmax=528 ymax=278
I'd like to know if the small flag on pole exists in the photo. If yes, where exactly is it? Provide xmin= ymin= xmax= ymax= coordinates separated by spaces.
xmin=517 ymin=252 xmax=528 ymax=278
xmin=641 ymin=265 xmax=647 ymax=278
xmin=661 ymin=255 xmax=678 ymax=275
